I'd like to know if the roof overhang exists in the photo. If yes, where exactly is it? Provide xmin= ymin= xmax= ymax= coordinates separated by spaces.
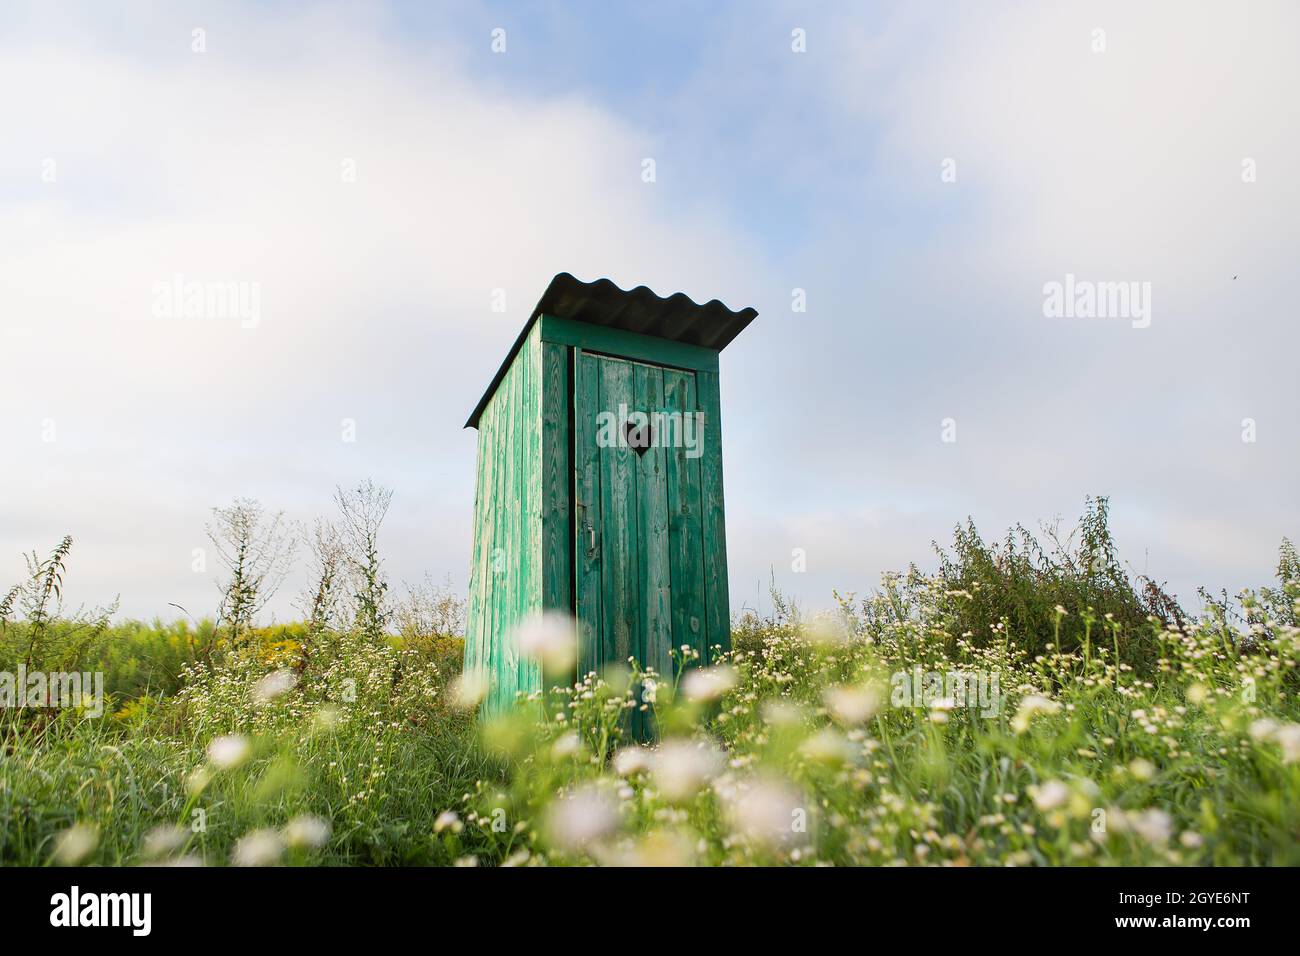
xmin=464 ymin=273 xmax=758 ymax=428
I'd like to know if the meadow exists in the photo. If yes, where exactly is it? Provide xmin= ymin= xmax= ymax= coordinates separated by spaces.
xmin=1 ymin=495 xmax=1297 ymax=867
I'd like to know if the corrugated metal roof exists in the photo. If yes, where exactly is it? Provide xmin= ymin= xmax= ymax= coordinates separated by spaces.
xmin=465 ymin=273 xmax=758 ymax=428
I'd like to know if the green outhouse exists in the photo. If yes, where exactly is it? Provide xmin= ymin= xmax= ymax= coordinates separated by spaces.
xmin=463 ymin=273 xmax=757 ymax=715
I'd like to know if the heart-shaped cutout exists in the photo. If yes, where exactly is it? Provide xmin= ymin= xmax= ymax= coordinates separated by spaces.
xmin=624 ymin=420 xmax=652 ymax=457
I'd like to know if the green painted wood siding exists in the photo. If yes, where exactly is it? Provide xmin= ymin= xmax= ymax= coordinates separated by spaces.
xmin=540 ymin=340 xmax=571 ymax=617
xmin=465 ymin=325 xmax=549 ymax=715
xmin=663 ymin=368 xmax=709 ymax=663
xmin=695 ymin=368 xmax=731 ymax=658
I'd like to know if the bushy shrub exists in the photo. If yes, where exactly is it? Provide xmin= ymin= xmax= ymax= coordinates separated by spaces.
xmin=851 ymin=497 xmax=1184 ymax=675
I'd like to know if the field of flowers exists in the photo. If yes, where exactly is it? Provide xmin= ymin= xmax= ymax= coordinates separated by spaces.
xmin=2 ymin=501 xmax=1297 ymax=867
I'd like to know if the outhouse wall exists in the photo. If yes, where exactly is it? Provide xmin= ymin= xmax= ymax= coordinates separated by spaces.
xmin=463 ymin=323 xmax=572 ymax=715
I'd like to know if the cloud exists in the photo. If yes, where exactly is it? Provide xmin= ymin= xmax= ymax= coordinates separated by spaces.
xmin=0 ymin=2 xmax=765 ymax=617
xmin=714 ymin=1 xmax=1299 ymax=610
xmin=1 ymin=1 xmax=1295 ymax=622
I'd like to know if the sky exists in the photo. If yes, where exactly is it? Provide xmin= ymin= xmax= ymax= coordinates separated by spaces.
xmin=1 ymin=0 xmax=1297 ymax=622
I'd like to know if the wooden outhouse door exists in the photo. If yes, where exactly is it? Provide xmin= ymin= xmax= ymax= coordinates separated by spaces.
xmin=573 ymin=350 xmax=709 ymax=690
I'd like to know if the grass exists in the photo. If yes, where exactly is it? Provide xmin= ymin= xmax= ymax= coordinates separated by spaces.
xmin=0 ymin=644 xmax=494 ymax=866
xmin=1 ymin=500 xmax=1297 ymax=867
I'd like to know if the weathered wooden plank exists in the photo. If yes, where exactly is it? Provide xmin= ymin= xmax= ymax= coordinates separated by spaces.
xmin=539 ymin=314 xmax=720 ymax=374
xmin=663 ymin=368 xmax=707 ymax=671
xmin=695 ymin=368 xmax=731 ymax=662
xmin=491 ymin=345 xmax=514 ymax=708
xmin=513 ymin=327 xmax=539 ymax=703
xmin=540 ymin=339 xmax=572 ymax=686
xmin=598 ymin=355 xmax=638 ymax=672
xmin=636 ymin=363 xmax=673 ymax=683
xmin=574 ymin=349 xmax=603 ymax=678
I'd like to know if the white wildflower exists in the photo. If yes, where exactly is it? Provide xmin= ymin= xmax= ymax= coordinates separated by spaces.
xmin=722 ymin=777 xmax=807 ymax=848
xmin=251 ymin=668 xmax=297 ymax=705
xmin=1249 ymin=718 xmax=1279 ymax=742
xmin=311 ymin=705 xmax=342 ymax=733
xmin=434 ymin=810 xmax=463 ymax=834
xmin=52 ymin=823 xmax=98 ymax=865
xmin=681 ymin=666 xmax=738 ymax=703
xmin=1131 ymin=809 xmax=1172 ymax=845
xmin=823 ymin=684 xmax=883 ymax=725
xmin=449 ymin=671 xmax=489 ymax=711
xmin=1031 ymin=780 xmax=1070 ymax=812
xmin=515 ymin=612 xmax=577 ymax=674
xmin=613 ymin=746 xmax=653 ymax=777
xmin=231 ymin=828 xmax=283 ymax=867
xmin=651 ymin=739 xmax=724 ymax=801
xmin=1012 ymin=695 xmax=1061 ymax=734
xmin=283 ymin=814 xmax=331 ymax=849
xmin=206 ymin=734 xmax=251 ymax=770
xmin=544 ymin=786 xmax=619 ymax=851
xmin=551 ymin=731 xmax=582 ymax=760
xmin=141 ymin=824 xmax=187 ymax=859
xmin=1128 ymin=758 xmax=1156 ymax=781
xmin=1274 ymin=723 xmax=1300 ymax=764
